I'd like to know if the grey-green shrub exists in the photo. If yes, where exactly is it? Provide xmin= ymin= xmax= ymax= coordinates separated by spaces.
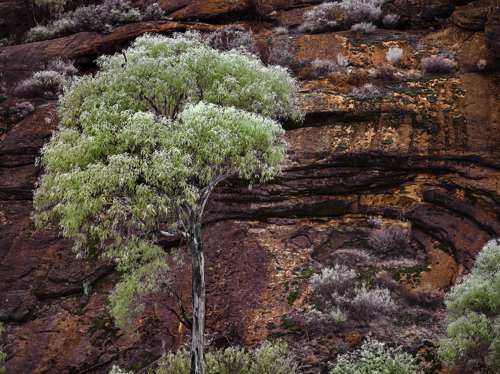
xmin=351 ymin=21 xmax=377 ymax=33
xmin=300 ymin=2 xmax=339 ymax=33
xmin=331 ymin=334 xmax=422 ymax=374
xmin=141 ymin=3 xmax=164 ymax=21
xmin=150 ymin=341 xmax=297 ymax=374
xmin=9 ymin=101 xmax=35 ymax=121
xmin=421 ymin=55 xmax=454 ymax=73
xmin=439 ymin=238 xmax=500 ymax=372
xmin=386 ymin=47 xmax=403 ymax=65
xmin=367 ymin=224 xmax=411 ymax=255
xmin=383 ymin=13 xmax=400 ymax=29
xmin=339 ymin=0 xmax=382 ymax=23
xmin=205 ymin=25 xmax=260 ymax=57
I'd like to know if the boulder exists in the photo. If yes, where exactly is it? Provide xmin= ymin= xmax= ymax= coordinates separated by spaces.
xmin=450 ymin=0 xmax=493 ymax=30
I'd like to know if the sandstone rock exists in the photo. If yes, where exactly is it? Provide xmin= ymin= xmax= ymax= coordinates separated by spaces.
xmin=383 ymin=0 xmax=456 ymax=25
xmin=485 ymin=3 xmax=500 ymax=57
xmin=451 ymin=5 xmax=490 ymax=30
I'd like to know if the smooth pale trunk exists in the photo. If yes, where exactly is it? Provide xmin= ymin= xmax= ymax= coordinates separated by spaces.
xmin=187 ymin=215 xmax=205 ymax=374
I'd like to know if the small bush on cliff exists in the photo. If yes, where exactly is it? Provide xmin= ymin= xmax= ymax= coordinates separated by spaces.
xmin=141 ymin=3 xmax=164 ymax=21
xmin=9 ymin=101 xmax=35 ymax=121
xmin=439 ymin=239 xmax=500 ymax=373
xmin=13 ymin=59 xmax=77 ymax=98
xmin=310 ymin=265 xmax=394 ymax=326
xmin=300 ymin=2 xmax=340 ymax=33
xmin=421 ymin=55 xmax=455 ymax=73
xmin=149 ymin=341 xmax=297 ymax=374
xmin=330 ymin=334 xmax=422 ymax=374
xmin=267 ymin=38 xmax=295 ymax=70
xmin=368 ymin=224 xmax=411 ymax=256
xmin=24 ymin=0 xmax=142 ymax=43
xmin=205 ymin=25 xmax=260 ymax=57
xmin=339 ymin=0 xmax=382 ymax=24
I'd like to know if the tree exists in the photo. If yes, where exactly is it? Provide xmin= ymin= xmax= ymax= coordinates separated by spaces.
xmin=439 ymin=238 xmax=500 ymax=373
xmin=32 ymin=31 xmax=302 ymax=374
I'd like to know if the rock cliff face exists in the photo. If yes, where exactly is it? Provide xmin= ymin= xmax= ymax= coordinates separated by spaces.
xmin=0 ymin=0 xmax=500 ymax=373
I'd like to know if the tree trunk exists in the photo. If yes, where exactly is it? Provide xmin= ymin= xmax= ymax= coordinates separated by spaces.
xmin=187 ymin=212 xmax=205 ymax=374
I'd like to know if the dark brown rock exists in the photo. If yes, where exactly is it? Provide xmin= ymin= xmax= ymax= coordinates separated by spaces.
xmin=383 ymin=0 xmax=456 ymax=25
xmin=451 ymin=4 xmax=490 ymax=30
xmin=486 ymin=3 xmax=500 ymax=56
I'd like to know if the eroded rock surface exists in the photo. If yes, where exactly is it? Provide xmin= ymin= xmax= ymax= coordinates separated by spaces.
xmin=1 ymin=5 xmax=500 ymax=373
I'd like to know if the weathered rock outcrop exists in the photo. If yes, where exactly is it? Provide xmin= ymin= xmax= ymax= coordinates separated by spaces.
xmin=486 ymin=3 xmax=500 ymax=56
xmin=1 ymin=6 xmax=500 ymax=374
xmin=450 ymin=0 xmax=492 ymax=30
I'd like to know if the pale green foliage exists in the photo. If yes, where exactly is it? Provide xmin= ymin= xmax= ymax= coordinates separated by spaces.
xmin=152 ymin=341 xmax=297 ymax=374
xmin=331 ymin=334 xmax=421 ymax=374
xmin=33 ymin=31 xmax=301 ymax=329
xmin=0 ymin=323 xmax=5 ymax=373
xmin=439 ymin=239 xmax=500 ymax=372
xmin=108 ymin=365 xmax=133 ymax=374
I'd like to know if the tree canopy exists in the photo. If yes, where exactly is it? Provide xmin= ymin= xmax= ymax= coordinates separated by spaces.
xmin=33 ymin=31 xmax=302 ymax=373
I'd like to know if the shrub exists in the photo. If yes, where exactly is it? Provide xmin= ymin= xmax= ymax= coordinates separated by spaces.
xmin=311 ymin=59 xmax=336 ymax=76
xmin=105 ymin=0 xmax=141 ymax=25
xmin=205 ymin=26 xmax=259 ymax=57
xmin=374 ymin=64 xmax=396 ymax=82
xmin=351 ymin=284 xmax=394 ymax=325
xmin=421 ymin=55 xmax=454 ymax=73
xmin=274 ymin=26 xmax=288 ymax=35
xmin=351 ymin=22 xmax=376 ymax=33
xmin=386 ymin=47 xmax=403 ymax=65
xmin=311 ymin=265 xmax=356 ymax=299
xmin=300 ymin=2 xmax=339 ymax=33
xmin=141 ymin=3 xmax=164 ymax=21
xmin=30 ymin=70 xmax=65 ymax=97
xmin=336 ymin=53 xmax=349 ymax=69
xmin=367 ymin=225 xmax=411 ymax=255
xmin=339 ymin=0 xmax=382 ymax=23
xmin=47 ymin=58 xmax=78 ymax=76
xmin=267 ymin=38 xmax=294 ymax=69
xmin=383 ymin=13 xmax=400 ymax=29
xmin=371 ymin=271 xmax=399 ymax=291
xmin=331 ymin=334 xmax=422 ymax=374
xmin=350 ymin=83 xmax=381 ymax=100
xmin=401 ymin=284 xmax=444 ymax=310
xmin=24 ymin=18 xmax=74 ymax=43
xmin=13 ymin=60 xmax=77 ymax=98
xmin=108 ymin=365 xmax=132 ymax=374
xmin=439 ymin=238 xmax=500 ymax=372
xmin=70 ymin=4 xmax=113 ymax=33
xmin=367 ymin=216 xmax=382 ymax=228
xmin=152 ymin=341 xmax=297 ymax=374
xmin=9 ymin=101 xmax=35 ymax=121
xmin=304 ymin=305 xmax=347 ymax=332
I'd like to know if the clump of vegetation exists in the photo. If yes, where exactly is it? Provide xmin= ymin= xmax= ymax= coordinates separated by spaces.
xmin=351 ymin=22 xmax=377 ymax=33
xmin=309 ymin=264 xmax=394 ymax=327
xmin=386 ymin=47 xmax=403 ymax=65
xmin=24 ymin=0 xmax=150 ymax=43
xmin=205 ymin=25 xmax=259 ymax=57
xmin=339 ymin=0 xmax=382 ymax=24
xmin=331 ymin=333 xmax=422 ymax=374
xmin=13 ymin=58 xmax=77 ymax=98
xmin=350 ymin=83 xmax=381 ymax=100
xmin=367 ymin=224 xmax=411 ymax=255
xmin=421 ymin=55 xmax=455 ymax=73
xmin=374 ymin=64 xmax=396 ymax=83
xmin=299 ymin=2 xmax=340 ymax=33
xmin=401 ymin=284 xmax=444 ymax=310
xmin=274 ymin=26 xmax=289 ymax=35
xmin=141 ymin=3 xmax=165 ymax=21
xmin=267 ymin=38 xmax=295 ymax=70
xmin=9 ymin=101 xmax=35 ymax=121
xmin=119 ymin=340 xmax=297 ymax=374
xmin=383 ymin=14 xmax=400 ymax=29
xmin=439 ymin=239 xmax=500 ymax=372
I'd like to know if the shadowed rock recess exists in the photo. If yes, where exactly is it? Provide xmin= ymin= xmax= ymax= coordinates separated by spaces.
xmin=0 ymin=0 xmax=499 ymax=372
